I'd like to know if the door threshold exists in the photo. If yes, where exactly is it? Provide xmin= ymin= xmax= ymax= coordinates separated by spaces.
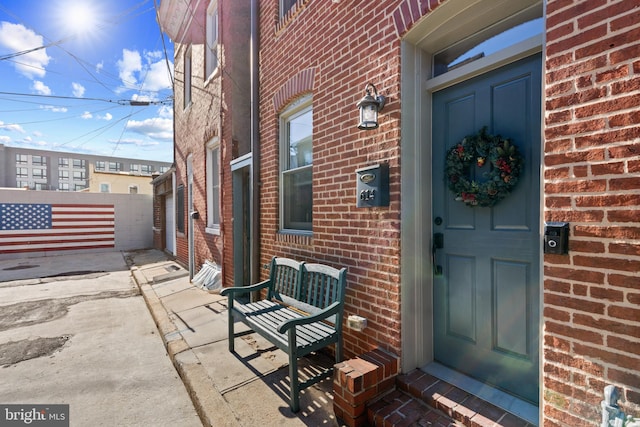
xmin=422 ymin=362 xmax=539 ymax=426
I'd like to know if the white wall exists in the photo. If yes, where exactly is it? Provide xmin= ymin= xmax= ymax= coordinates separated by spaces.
xmin=0 ymin=189 xmax=153 ymax=259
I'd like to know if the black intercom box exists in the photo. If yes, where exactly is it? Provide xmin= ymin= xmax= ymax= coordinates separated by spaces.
xmin=356 ymin=163 xmax=389 ymax=208
xmin=544 ymin=222 xmax=569 ymax=254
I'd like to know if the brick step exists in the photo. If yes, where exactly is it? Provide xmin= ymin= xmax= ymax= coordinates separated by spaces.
xmin=367 ymin=369 xmax=535 ymax=427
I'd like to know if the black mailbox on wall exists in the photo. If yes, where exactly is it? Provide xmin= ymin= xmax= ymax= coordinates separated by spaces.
xmin=356 ymin=163 xmax=389 ymax=208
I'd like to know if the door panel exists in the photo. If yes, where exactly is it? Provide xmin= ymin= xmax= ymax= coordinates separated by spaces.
xmin=494 ymin=259 xmax=529 ymax=356
xmin=447 ymin=255 xmax=476 ymax=341
xmin=432 ymin=54 xmax=541 ymax=404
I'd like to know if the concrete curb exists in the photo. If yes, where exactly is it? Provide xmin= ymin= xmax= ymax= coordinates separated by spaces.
xmin=130 ymin=266 xmax=241 ymax=427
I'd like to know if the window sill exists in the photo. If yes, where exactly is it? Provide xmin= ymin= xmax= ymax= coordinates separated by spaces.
xmin=204 ymin=67 xmax=220 ymax=87
xmin=206 ymin=226 xmax=221 ymax=236
xmin=276 ymin=0 xmax=310 ymax=36
xmin=277 ymin=230 xmax=312 ymax=247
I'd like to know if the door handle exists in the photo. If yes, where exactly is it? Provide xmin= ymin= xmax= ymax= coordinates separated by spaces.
xmin=433 ymin=232 xmax=443 ymax=276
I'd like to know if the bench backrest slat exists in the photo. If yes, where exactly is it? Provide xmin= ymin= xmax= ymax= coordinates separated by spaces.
xmin=266 ymin=258 xmax=347 ymax=323
xmin=303 ymin=263 xmax=346 ymax=311
xmin=268 ymin=257 xmax=304 ymax=302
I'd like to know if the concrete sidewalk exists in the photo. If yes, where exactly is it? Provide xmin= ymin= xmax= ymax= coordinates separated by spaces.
xmin=127 ymin=249 xmax=341 ymax=427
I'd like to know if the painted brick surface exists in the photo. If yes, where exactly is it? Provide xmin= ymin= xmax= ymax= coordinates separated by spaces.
xmin=259 ymin=0 xmax=403 ymax=360
xmin=543 ymin=0 xmax=640 ymax=424
xmin=171 ymin=1 xmax=251 ymax=283
xmin=166 ymin=1 xmax=640 ymax=425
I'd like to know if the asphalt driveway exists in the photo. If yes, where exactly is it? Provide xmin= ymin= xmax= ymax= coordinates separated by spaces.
xmin=0 ymin=251 xmax=202 ymax=427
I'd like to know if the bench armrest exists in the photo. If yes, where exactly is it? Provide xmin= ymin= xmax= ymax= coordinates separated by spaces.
xmin=276 ymin=301 xmax=342 ymax=334
xmin=220 ymin=279 xmax=271 ymax=297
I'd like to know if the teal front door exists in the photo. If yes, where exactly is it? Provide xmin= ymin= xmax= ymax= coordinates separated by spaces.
xmin=432 ymin=54 xmax=542 ymax=404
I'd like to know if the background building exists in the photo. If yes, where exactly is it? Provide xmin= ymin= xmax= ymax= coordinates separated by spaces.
xmin=0 ymin=144 xmax=171 ymax=193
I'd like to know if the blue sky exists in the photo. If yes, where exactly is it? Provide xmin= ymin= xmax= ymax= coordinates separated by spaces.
xmin=0 ymin=0 xmax=174 ymax=162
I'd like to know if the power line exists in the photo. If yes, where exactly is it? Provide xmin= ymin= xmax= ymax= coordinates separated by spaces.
xmin=154 ymin=0 xmax=175 ymax=87
xmin=0 ymin=36 xmax=71 ymax=61
xmin=0 ymin=1 xmax=172 ymax=97
xmin=0 ymin=91 xmax=173 ymax=106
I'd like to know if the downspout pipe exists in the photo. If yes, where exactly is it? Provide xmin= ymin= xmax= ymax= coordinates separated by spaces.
xmin=250 ymin=0 xmax=260 ymax=285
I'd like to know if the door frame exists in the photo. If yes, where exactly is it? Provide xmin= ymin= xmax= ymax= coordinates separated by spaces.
xmin=187 ymin=154 xmax=195 ymax=279
xmin=231 ymin=153 xmax=255 ymax=288
xmin=399 ymin=0 xmax=545 ymax=410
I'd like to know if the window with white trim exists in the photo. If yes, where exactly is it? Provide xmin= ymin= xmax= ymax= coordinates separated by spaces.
xmin=280 ymin=0 xmax=296 ymax=18
xmin=184 ymin=46 xmax=192 ymax=109
xmin=206 ymin=139 xmax=221 ymax=233
xmin=100 ymin=183 xmax=110 ymax=193
xmin=205 ymin=2 xmax=219 ymax=79
xmin=280 ymin=96 xmax=312 ymax=232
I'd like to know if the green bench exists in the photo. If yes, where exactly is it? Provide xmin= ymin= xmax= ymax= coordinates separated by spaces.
xmin=220 ymin=257 xmax=347 ymax=412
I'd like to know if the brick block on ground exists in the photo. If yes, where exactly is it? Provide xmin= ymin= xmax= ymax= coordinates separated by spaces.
xmin=333 ymin=349 xmax=400 ymax=427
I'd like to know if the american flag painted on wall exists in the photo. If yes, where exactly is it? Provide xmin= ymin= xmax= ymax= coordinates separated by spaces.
xmin=0 ymin=203 xmax=115 ymax=254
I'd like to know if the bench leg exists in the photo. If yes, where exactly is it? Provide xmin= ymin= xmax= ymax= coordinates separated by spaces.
xmin=287 ymin=329 xmax=300 ymax=413
xmin=288 ymin=353 xmax=300 ymax=413
xmin=227 ymin=304 xmax=235 ymax=353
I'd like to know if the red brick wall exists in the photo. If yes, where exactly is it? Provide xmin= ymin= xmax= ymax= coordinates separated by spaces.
xmin=167 ymin=0 xmax=640 ymax=424
xmin=173 ymin=36 xmax=222 ymax=270
xmin=259 ymin=0 xmax=403 ymax=358
xmin=544 ymin=0 xmax=640 ymax=424
xmin=172 ymin=1 xmax=250 ymax=282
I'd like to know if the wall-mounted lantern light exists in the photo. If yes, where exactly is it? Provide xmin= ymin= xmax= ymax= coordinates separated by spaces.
xmin=356 ymin=83 xmax=386 ymax=130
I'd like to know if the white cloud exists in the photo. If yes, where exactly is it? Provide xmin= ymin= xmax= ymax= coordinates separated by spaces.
xmin=98 ymin=113 xmax=112 ymax=121
xmin=117 ymin=48 xmax=142 ymax=89
xmin=142 ymin=60 xmax=173 ymax=92
xmin=41 ymin=105 xmax=68 ymax=113
xmin=96 ymin=61 xmax=104 ymax=73
xmin=81 ymin=111 xmax=93 ymax=119
xmin=0 ymin=22 xmax=50 ymax=78
xmin=0 ymin=121 xmax=26 ymax=133
xmin=0 ymin=135 xmax=10 ymax=143
xmin=72 ymin=82 xmax=85 ymax=97
xmin=144 ymin=50 xmax=163 ymax=61
xmin=131 ymin=93 xmax=152 ymax=103
xmin=158 ymin=105 xmax=173 ymax=119
xmin=125 ymin=117 xmax=173 ymax=141
xmin=32 ymin=80 xmax=51 ymax=95
xmin=109 ymin=137 xmax=159 ymax=148
xmin=116 ymin=48 xmax=173 ymax=94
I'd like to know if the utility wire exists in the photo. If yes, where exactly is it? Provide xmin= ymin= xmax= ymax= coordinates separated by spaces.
xmin=60 ymin=108 xmax=147 ymax=148
xmin=0 ymin=36 xmax=71 ymax=61
xmin=0 ymin=91 xmax=172 ymax=105
xmin=2 ymin=105 xmax=120 ymax=126
xmin=154 ymin=0 xmax=175 ymax=87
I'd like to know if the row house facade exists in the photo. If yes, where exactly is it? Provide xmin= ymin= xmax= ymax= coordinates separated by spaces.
xmin=158 ymin=1 xmax=640 ymax=426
